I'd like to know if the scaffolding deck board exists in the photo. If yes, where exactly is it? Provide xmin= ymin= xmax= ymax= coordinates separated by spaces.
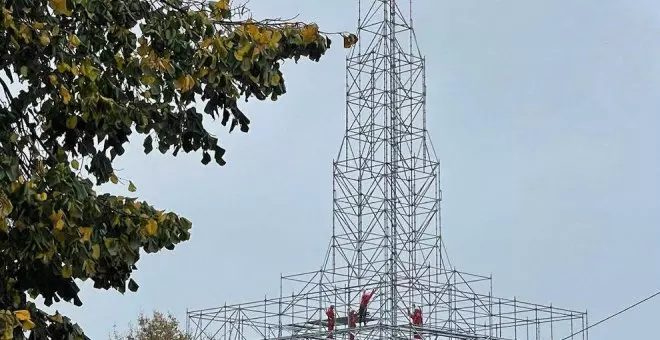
xmin=302 ymin=316 xmax=376 ymax=327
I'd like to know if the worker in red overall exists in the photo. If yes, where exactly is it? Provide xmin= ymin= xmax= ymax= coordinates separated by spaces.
xmin=326 ymin=305 xmax=336 ymax=338
xmin=408 ymin=305 xmax=422 ymax=339
xmin=348 ymin=309 xmax=357 ymax=340
xmin=358 ymin=289 xmax=376 ymax=326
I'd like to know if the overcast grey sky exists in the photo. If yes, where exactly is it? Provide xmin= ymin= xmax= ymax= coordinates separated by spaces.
xmin=45 ymin=1 xmax=659 ymax=339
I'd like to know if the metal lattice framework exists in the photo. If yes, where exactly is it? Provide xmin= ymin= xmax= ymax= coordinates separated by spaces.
xmin=186 ymin=1 xmax=589 ymax=340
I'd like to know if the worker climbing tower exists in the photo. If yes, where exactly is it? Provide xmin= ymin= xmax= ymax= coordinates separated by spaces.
xmin=186 ymin=1 xmax=589 ymax=340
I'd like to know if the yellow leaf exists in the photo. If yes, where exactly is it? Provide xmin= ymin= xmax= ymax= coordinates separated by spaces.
xmin=54 ymin=219 xmax=64 ymax=231
xmin=114 ymin=52 xmax=124 ymax=69
xmin=2 ymin=326 xmax=12 ymax=340
xmin=59 ymin=85 xmax=71 ymax=104
xmin=144 ymin=219 xmax=158 ymax=235
xmin=33 ymin=22 xmax=46 ymax=30
xmin=68 ymin=34 xmax=80 ymax=47
xmin=343 ymin=33 xmax=358 ymax=49
xmin=80 ymin=59 xmax=99 ymax=81
xmin=254 ymin=29 xmax=271 ymax=45
xmin=79 ymin=227 xmax=92 ymax=242
xmin=156 ymin=210 xmax=166 ymax=223
xmin=49 ymin=312 xmax=63 ymax=324
xmin=1 ymin=8 xmax=13 ymax=30
xmin=91 ymin=244 xmax=101 ymax=259
xmin=34 ymin=192 xmax=47 ymax=201
xmin=214 ymin=0 xmax=229 ymax=10
xmin=39 ymin=33 xmax=50 ymax=46
xmin=245 ymin=24 xmax=261 ymax=41
xmin=36 ymin=248 xmax=55 ymax=262
xmin=109 ymin=174 xmax=119 ymax=184
xmin=61 ymin=265 xmax=72 ymax=278
xmin=140 ymin=74 xmax=156 ymax=86
xmin=268 ymin=30 xmax=282 ymax=48
xmin=13 ymin=310 xmax=30 ymax=321
xmin=0 ymin=193 xmax=13 ymax=218
xmin=197 ymin=67 xmax=209 ymax=78
xmin=161 ymin=58 xmax=174 ymax=74
xmin=213 ymin=37 xmax=229 ymax=57
xmin=48 ymin=74 xmax=58 ymax=85
xmin=200 ymin=38 xmax=213 ymax=48
xmin=56 ymin=62 xmax=71 ymax=73
xmin=49 ymin=209 xmax=64 ymax=223
xmin=233 ymin=42 xmax=251 ymax=61
xmin=66 ymin=115 xmax=77 ymax=129
xmin=301 ymin=24 xmax=319 ymax=44
xmin=174 ymin=74 xmax=195 ymax=93
xmin=49 ymin=0 xmax=72 ymax=16
xmin=71 ymin=159 xmax=79 ymax=170
xmin=137 ymin=39 xmax=150 ymax=56
xmin=18 ymin=24 xmax=31 ymax=42
xmin=22 ymin=319 xmax=35 ymax=330
xmin=81 ymin=260 xmax=95 ymax=275
xmin=128 ymin=181 xmax=137 ymax=192
xmin=252 ymin=46 xmax=261 ymax=58
xmin=270 ymin=73 xmax=281 ymax=86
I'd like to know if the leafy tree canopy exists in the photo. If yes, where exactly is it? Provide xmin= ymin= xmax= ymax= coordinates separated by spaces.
xmin=0 ymin=0 xmax=357 ymax=339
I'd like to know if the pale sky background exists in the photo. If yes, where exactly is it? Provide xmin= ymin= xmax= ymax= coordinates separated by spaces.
xmin=42 ymin=0 xmax=659 ymax=339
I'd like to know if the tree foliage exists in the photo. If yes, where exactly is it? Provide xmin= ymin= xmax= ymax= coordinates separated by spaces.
xmin=0 ymin=0 xmax=356 ymax=339
xmin=110 ymin=311 xmax=187 ymax=340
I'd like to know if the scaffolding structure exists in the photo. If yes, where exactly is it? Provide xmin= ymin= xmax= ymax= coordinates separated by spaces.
xmin=186 ymin=0 xmax=589 ymax=339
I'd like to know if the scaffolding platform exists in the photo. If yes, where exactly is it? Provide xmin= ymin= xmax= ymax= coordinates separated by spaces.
xmin=187 ymin=268 xmax=587 ymax=340
xmin=236 ymin=322 xmax=513 ymax=340
xmin=304 ymin=315 xmax=376 ymax=327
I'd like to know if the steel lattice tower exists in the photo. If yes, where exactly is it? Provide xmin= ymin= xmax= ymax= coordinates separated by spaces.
xmin=327 ymin=0 xmax=443 ymax=336
xmin=186 ymin=1 xmax=589 ymax=340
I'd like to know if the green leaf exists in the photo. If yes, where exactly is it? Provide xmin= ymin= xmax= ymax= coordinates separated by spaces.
xmin=214 ymin=146 xmax=226 ymax=166
xmin=143 ymin=135 xmax=153 ymax=154
xmin=0 ymin=193 xmax=13 ymax=218
xmin=61 ymin=265 xmax=73 ymax=278
xmin=66 ymin=116 xmax=78 ymax=129
xmin=91 ymin=244 xmax=101 ymax=260
xmin=128 ymin=181 xmax=137 ymax=192
xmin=201 ymin=151 xmax=211 ymax=165
xmin=128 ymin=279 xmax=139 ymax=292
